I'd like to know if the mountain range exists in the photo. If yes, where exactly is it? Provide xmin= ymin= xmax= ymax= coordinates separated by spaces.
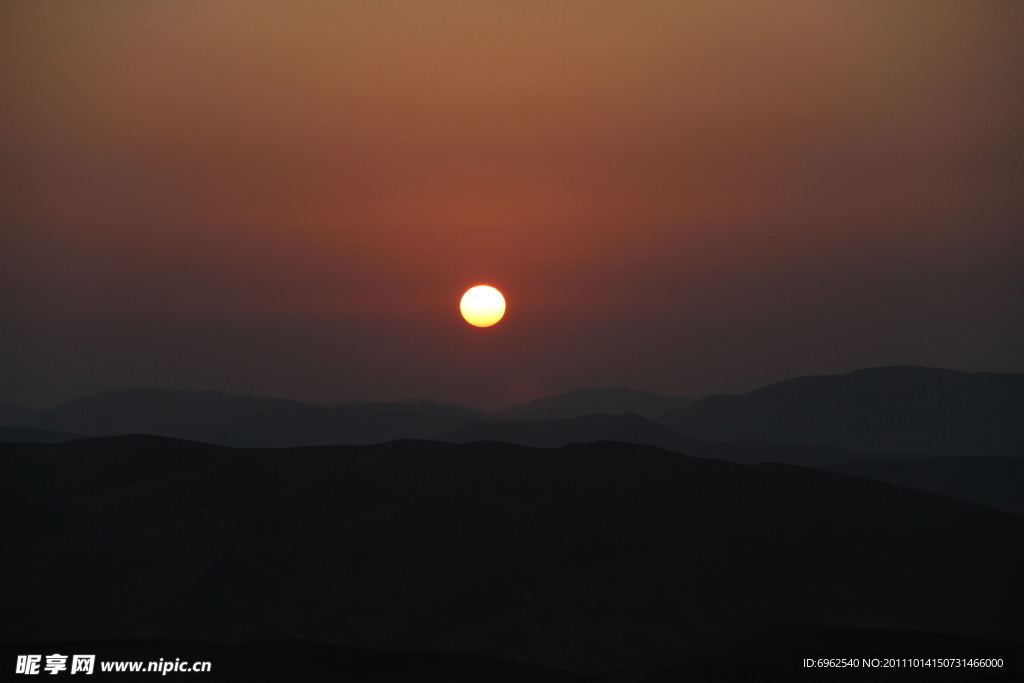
xmin=5 ymin=367 xmax=1022 ymax=457
xmin=4 ymin=367 xmax=1023 ymax=518
xmin=4 ymin=368 xmax=1024 ymax=678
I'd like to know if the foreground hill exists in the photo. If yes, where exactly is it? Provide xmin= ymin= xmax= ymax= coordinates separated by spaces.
xmin=827 ymin=456 xmax=1024 ymax=517
xmin=2 ymin=436 xmax=1022 ymax=673
xmin=439 ymin=412 xmax=932 ymax=468
xmin=491 ymin=387 xmax=695 ymax=422
xmin=658 ymin=366 xmax=1024 ymax=455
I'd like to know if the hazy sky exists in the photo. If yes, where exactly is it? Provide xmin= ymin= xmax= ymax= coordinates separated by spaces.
xmin=2 ymin=1 xmax=1022 ymax=409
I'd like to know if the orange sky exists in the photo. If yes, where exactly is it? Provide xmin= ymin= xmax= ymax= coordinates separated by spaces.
xmin=2 ymin=1 xmax=1022 ymax=408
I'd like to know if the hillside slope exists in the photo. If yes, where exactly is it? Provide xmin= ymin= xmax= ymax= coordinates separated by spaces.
xmin=3 ymin=436 xmax=1022 ymax=672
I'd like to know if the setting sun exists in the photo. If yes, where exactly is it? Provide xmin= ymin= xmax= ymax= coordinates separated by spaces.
xmin=460 ymin=286 xmax=505 ymax=327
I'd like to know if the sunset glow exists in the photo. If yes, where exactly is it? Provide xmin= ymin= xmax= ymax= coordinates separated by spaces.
xmin=0 ymin=2 xmax=1020 ymax=409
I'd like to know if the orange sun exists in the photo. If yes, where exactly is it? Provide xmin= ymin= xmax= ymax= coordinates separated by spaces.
xmin=460 ymin=286 xmax=506 ymax=327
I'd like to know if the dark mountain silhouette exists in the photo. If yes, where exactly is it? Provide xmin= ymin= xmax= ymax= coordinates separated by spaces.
xmin=827 ymin=456 xmax=1024 ymax=517
xmin=196 ymin=406 xmax=474 ymax=448
xmin=3 ymin=436 xmax=1022 ymax=673
xmin=0 ymin=427 xmax=82 ymax=443
xmin=4 ymin=627 xmax=1020 ymax=682
xmin=658 ymin=366 xmax=1024 ymax=455
xmin=439 ymin=412 xmax=933 ymax=468
xmin=491 ymin=387 xmax=694 ymax=421
xmin=8 ymin=415 xmax=1010 ymax=516
xmin=442 ymin=416 xmax=1019 ymax=514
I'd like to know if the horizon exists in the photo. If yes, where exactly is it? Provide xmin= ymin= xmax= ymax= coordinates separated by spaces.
xmin=6 ymin=362 xmax=1020 ymax=412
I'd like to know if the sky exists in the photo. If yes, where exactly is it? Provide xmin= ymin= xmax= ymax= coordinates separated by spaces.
xmin=2 ymin=1 xmax=1022 ymax=410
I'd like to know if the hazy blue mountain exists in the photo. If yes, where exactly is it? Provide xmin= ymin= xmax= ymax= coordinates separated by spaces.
xmin=17 ymin=388 xmax=308 ymax=438
xmin=197 ymin=406 xmax=474 ymax=448
xmin=658 ymin=366 xmax=1024 ymax=455
xmin=983 ymin=441 xmax=1024 ymax=458
xmin=492 ymin=387 xmax=694 ymax=421
xmin=328 ymin=398 xmax=485 ymax=419
xmin=0 ymin=404 xmax=41 ymax=427
xmin=10 ymin=388 xmax=483 ymax=442
xmin=827 ymin=456 xmax=1024 ymax=517
xmin=4 ymin=436 xmax=1022 ymax=672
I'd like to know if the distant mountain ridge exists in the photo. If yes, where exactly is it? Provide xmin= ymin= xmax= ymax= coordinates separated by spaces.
xmin=489 ymin=387 xmax=695 ymax=421
xmin=0 ymin=404 xmax=41 ymax=426
xmin=4 ymin=367 xmax=1023 ymax=458
xmin=327 ymin=398 xmax=486 ymax=419
xmin=0 ymin=389 xmax=947 ymax=469
xmin=195 ymin=406 xmax=474 ymax=448
xmin=7 ymin=388 xmax=308 ymax=437
xmin=3 ymin=388 xmax=484 ymax=445
xmin=0 ymin=386 xmax=693 ymax=447
xmin=658 ymin=366 xmax=1024 ymax=455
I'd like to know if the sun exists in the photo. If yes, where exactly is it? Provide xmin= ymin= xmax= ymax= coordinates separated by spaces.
xmin=460 ymin=285 xmax=506 ymax=327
